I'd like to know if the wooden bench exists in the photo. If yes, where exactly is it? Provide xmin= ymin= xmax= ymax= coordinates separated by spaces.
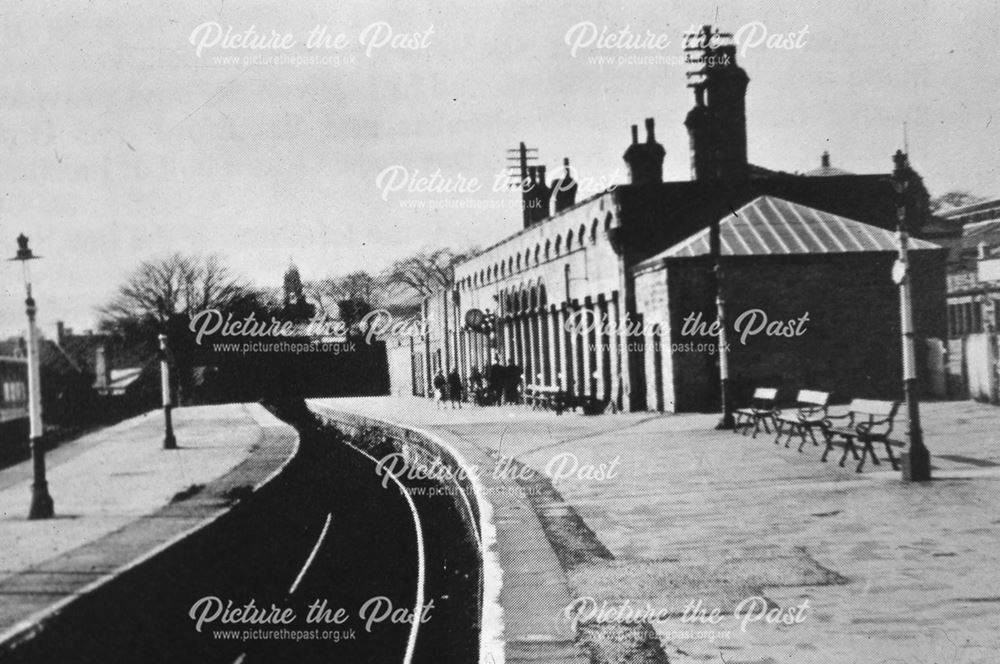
xmin=734 ymin=387 xmax=778 ymax=438
xmin=524 ymin=384 xmax=562 ymax=411
xmin=523 ymin=384 xmax=609 ymax=415
xmin=820 ymin=399 xmax=902 ymax=472
xmin=774 ymin=390 xmax=830 ymax=451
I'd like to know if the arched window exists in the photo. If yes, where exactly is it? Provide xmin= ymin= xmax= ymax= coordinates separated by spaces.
xmin=590 ymin=219 xmax=598 ymax=243
xmin=554 ymin=236 xmax=562 ymax=255
xmin=544 ymin=239 xmax=551 ymax=260
xmin=566 ymin=232 xmax=573 ymax=252
xmin=578 ymin=224 xmax=586 ymax=246
xmin=516 ymin=254 xmax=521 ymax=271
xmin=534 ymin=245 xmax=541 ymax=265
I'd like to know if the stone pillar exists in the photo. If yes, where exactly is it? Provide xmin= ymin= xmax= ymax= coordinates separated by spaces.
xmin=595 ymin=295 xmax=608 ymax=400
xmin=564 ymin=304 xmax=577 ymax=395
xmin=571 ymin=301 xmax=585 ymax=396
xmin=503 ymin=318 xmax=513 ymax=363
xmin=582 ymin=297 xmax=594 ymax=397
xmin=518 ymin=314 xmax=528 ymax=374
xmin=525 ymin=310 xmax=536 ymax=387
xmin=609 ymin=291 xmax=622 ymax=411
xmin=545 ymin=305 xmax=557 ymax=386
xmin=533 ymin=310 xmax=544 ymax=385
xmin=554 ymin=306 xmax=565 ymax=390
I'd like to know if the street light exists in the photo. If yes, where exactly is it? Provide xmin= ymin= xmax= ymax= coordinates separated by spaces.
xmin=891 ymin=151 xmax=931 ymax=481
xmin=709 ymin=215 xmax=735 ymax=430
xmin=9 ymin=234 xmax=54 ymax=519
xmin=158 ymin=334 xmax=178 ymax=449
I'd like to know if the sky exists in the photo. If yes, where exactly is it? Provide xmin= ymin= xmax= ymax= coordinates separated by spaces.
xmin=1 ymin=0 xmax=998 ymax=338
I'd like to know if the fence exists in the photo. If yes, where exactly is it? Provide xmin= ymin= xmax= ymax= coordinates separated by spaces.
xmin=0 ymin=357 xmax=28 ymax=424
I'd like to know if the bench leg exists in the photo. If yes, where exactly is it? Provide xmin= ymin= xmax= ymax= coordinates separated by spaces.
xmin=774 ymin=421 xmax=784 ymax=445
xmin=883 ymin=442 xmax=900 ymax=471
xmin=751 ymin=415 xmax=764 ymax=439
xmin=785 ymin=424 xmax=801 ymax=449
xmin=820 ymin=432 xmax=835 ymax=462
xmin=797 ymin=427 xmax=812 ymax=452
xmin=838 ymin=437 xmax=858 ymax=467
xmin=865 ymin=440 xmax=880 ymax=467
xmin=856 ymin=439 xmax=878 ymax=472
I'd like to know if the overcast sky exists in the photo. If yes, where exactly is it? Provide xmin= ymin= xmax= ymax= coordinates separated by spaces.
xmin=1 ymin=0 xmax=998 ymax=337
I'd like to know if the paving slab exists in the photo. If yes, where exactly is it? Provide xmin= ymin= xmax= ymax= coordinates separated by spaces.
xmin=0 ymin=403 xmax=298 ymax=644
xmin=310 ymin=397 xmax=1000 ymax=664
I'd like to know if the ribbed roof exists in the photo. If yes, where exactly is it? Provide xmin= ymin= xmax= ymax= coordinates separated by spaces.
xmin=658 ymin=196 xmax=941 ymax=258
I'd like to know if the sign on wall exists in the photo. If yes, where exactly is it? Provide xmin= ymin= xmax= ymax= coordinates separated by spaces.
xmin=978 ymin=258 xmax=1000 ymax=283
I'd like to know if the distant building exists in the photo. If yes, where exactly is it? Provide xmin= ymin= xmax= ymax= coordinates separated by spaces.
xmin=932 ymin=198 xmax=1000 ymax=401
xmin=400 ymin=26 xmax=946 ymax=411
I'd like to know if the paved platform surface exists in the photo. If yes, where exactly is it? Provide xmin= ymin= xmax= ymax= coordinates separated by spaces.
xmin=310 ymin=397 xmax=1000 ymax=664
xmin=0 ymin=403 xmax=297 ymax=641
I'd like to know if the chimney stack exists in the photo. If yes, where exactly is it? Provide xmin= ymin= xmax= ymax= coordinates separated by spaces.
xmin=821 ymin=151 xmax=831 ymax=169
xmin=683 ymin=26 xmax=750 ymax=181
xmin=56 ymin=321 xmax=65 ymax=345
xmin=552 ymin=157 xmax=579 ymax=213
xmin=524 ymin=166 xmax=551 ymax=225
xmin=623 ymin=117 xmax=665 ymax=186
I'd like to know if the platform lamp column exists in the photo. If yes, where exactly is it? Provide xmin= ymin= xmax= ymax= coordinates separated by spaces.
xmin=159 ymin=333 xmax=178 ymax=450
xmin=892 ymin=157 xmax=930 ymax=481
xmin=709 ymin=217 xmax=735 ymax=430
xmin=10 ymin=235 xmax=54 ymax=519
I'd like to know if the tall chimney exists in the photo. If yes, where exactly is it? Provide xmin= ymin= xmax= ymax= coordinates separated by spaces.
xmin=56 ymin=321 xmax=65 ymax=345
xmin=821 ymin=151 xmax=831 ymax=169
xmin=552 ymin=157 xmax=579 ymax=213
xmin=623 ymin=118 xmax=665 ymax=186
xmin=684 ymin=26 xmax=750 ymax=181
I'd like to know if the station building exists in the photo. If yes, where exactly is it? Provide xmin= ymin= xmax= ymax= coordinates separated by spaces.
xmin=399 ymin=28 xmax=947 ymax=412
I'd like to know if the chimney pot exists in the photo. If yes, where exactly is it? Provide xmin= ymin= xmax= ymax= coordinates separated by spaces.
xmin=630 ymin=124 xmax=638 ymax=145
xmin=821 ymin=151 xmax=830 ymax=168
xmin=645 ymin=117 xmax=655 ymax=142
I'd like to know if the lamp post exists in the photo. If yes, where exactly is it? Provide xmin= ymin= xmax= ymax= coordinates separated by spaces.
xmin=709 ymin=216 xmax=735 ymax=430
xmin=892 ymin=152 xmax=931 ymax=481
xmin=10 ymin=235 xmax=54 ymax=519
xmin=158 ymin=333 xmax=177 ymax=450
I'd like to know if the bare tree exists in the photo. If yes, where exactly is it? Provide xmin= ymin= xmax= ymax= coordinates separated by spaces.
xmin=98 ymin=253 xmax=250 ymax=329
xmin=307 ymin=270 xmax=382 ymax=317
xmin=930 ymin=191 xmax=986 ymax=214
xmin=382 ymin=246 xmax=479 ymax=298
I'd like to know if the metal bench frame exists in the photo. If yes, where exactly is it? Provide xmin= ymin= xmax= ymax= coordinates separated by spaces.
xmin=820 ymin=399 xmax=902 ymax=472
xmin=734 ymin=387 xmax=778 ymax=438
xmin=774 ymin=390 xmax=830 ymax=451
